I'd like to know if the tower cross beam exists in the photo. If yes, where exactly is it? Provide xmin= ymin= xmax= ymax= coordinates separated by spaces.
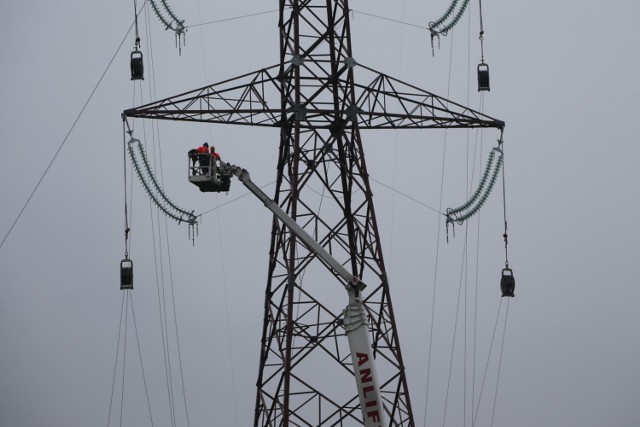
xmin=124 ymin=63 xmax=503 ymax=130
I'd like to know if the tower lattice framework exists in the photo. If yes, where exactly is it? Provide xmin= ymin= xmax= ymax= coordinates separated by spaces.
xmin=124 ymin=1 xmax=504 ymax=425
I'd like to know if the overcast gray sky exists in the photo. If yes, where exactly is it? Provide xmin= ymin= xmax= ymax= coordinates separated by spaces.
xmin=1 ymin=1 xmax=639 ymax=427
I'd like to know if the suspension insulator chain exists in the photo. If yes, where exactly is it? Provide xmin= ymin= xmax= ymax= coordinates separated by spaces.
xmin=134 ymin=141 xmax=193 ymax=219
xmin=149 ymin=0 xmax=186 ymax=53
xmin=446 ymin=147 xmax=503 ymax=224
xmin=429 ymin=0 xmax=471 ymax=36
xmin=127 ymin=139 xmax=196 ymax=225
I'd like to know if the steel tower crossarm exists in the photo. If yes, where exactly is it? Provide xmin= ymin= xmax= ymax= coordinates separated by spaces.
xmin=122 ymin=65 xmax=503 ymax=130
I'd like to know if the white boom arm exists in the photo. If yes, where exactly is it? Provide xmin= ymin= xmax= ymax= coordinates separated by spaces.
xmin=223 ymin=162 xmax=387 ymax=427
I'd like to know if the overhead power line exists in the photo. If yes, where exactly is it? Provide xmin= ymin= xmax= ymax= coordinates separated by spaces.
xmin=0 ymin=9 xmax=142 ymax=251
xmin=369 ymin=177 xmax=443 ymax=215
xmin=189 ymin=9 xmax=279 ymax=28
xmin=351 ymin=9 xmax=429 ymax=30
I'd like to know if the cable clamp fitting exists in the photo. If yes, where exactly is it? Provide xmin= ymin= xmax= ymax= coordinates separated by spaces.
xmin=445 ymin=210 xmax=456 ymax=243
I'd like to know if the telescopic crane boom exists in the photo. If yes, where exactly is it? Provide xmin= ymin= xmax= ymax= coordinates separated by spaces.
xmin=193 ymin=160 xmax=387 ymax=427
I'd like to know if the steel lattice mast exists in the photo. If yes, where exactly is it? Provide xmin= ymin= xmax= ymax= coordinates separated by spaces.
xmin=124 ymin=1 xmax=503 ymax=426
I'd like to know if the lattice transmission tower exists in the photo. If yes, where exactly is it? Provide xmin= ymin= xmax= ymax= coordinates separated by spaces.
xmin=124 ymin=1 xmax=503 ymax=425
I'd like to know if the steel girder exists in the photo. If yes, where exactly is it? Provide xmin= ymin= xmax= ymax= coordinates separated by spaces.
xmin=123 ymin=63 xmax=503 ymax=130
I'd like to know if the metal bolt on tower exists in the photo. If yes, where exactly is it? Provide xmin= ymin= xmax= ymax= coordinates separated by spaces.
xmin=124 ymin=1 xmax=504 ymax=425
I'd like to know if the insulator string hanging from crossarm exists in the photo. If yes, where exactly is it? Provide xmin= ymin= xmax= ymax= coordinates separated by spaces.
xmin=149 ymin=0 xmax=174 ymax=30
xmin=444 ymin=129 xmax=508 ymax=244
xmin=134 ymin=140 xmax=193 ymax=219
xmin=160 ymin=0 xmax=182 ymax=26
xmin=445 ymin=144 xmax=503 ymax=229
xmin=428 ymin=0 xmax=471 ymax=54
xmin=149 ymin=0 xmax=186 ymax=53
xmin=122 ymin=118 xmax=196 ymax=238
xmin=431 ymin=0 xmax=461 ymax=30
xmin=127 ymin=137 xmax=196 ymax=226
xmin=449 ymin=148 xmax=499 ymax=219
xmin=430 ymin=0 xmax=470 ymax=35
